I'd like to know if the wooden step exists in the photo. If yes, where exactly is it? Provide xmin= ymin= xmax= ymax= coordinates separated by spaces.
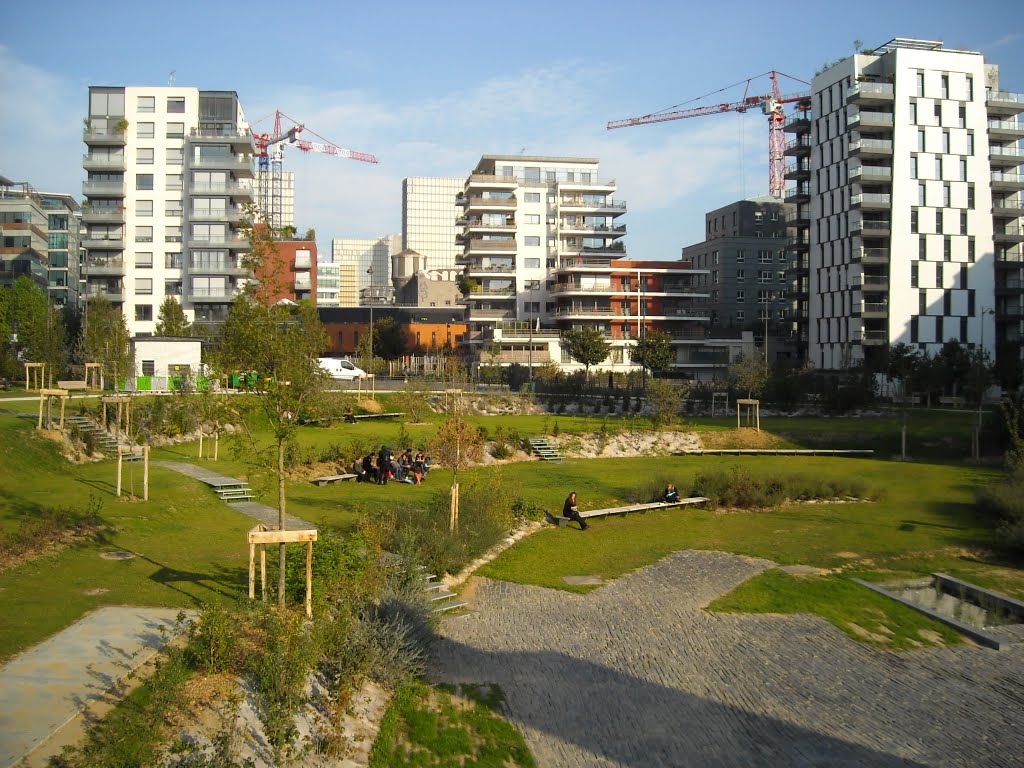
xmin=433 ymin=600 xmax=468 ymax=614
xmin=429 ymin=590 xmax=459 ymax=602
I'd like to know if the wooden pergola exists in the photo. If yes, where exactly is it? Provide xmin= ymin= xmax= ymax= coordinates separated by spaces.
xmin=24 ymin=363 xmax=45 ymax=391
xmin=248 ymin=525 xmax=318 ymax=618
xmin=736 ymin=398 xmax=761 ymax=432
xmin=37 ymin=388 xmax=69 ymax=430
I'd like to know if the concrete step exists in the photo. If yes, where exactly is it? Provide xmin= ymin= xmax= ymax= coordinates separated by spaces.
xmin=429 ymin=590 xmax=459 ymax=602
xmin=433 ymin=600 xmax=468 ymax=614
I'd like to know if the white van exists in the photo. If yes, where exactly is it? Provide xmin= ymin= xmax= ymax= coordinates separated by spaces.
xmin=318 ymin=358 xmax=366 ymax=381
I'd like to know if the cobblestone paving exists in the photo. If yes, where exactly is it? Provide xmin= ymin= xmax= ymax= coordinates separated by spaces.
xmin=430 ymin=551 xmax=1024 ymax=768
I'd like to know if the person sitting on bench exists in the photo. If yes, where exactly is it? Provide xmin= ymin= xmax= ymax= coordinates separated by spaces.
xmin=344 ymin=406 xmax=357 ymax=424
xmin=663 ymin=482 xmax=679 ymax=503
xmin=562 ymin=491 xmax=588 ymax=530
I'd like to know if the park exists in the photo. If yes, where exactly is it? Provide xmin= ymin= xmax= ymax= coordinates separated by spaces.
xmin=0 ymin=366 xmax=1022 ymax=766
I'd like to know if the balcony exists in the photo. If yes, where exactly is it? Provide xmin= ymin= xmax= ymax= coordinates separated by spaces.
xmin=82 ymin=154 xmax=126 ymax=172
xmin=188 ymin=208 xmax=243 ymax=223
xmin=559 ymin=197 xmax=627 ymax=213
xmin=988 ymin=119 xmax=1024 ymax=141
xmin=467 ymin=173 xmax=518 ymax=188
xmin=463 ymin=238 xmax=517 ymax=254
xmin=847 ymin=82 xmax=894 ymax=105
xmin=560 ymin=243 xmax=627 ymax=258
xmin=186 ymin=236 xmax=249 ymax=251
xmin=849 ymin=138 xmax=893 ymax=157
xmin=783 ymin=111 xmax=811 ymax=132
xmin=460 ymin=220 xmax=516 ymax=237
xmin=82 ymin=180 xmax=126 ymax=197
xmin=189 ymin=182 xmax=255 ymax=199
xmin=189 ymin=128 xmax=256 ymax=151
xmin=463 ymin=287 xmax=516 ymax=299
xmin=556 ymin=257 xmax=618 ymax=271
xmin=989 ymin=146 xmax=1024 ymax=167
xmin=850 ymin=219 xmax=891 ymax=238
xmin=551 ymin=282 xmax=615 ymax=295
xmin=188 ymin=288 xmax=237 ymax=302
xmin=188 ymin=156 xmax=255 ymax=177
xmin=83 ymin=127 xmax=127 ymax=146
xmin=294 ymin=251 xmax=312 ymax=270
xmin=85 ymin=285 xmax=124 ymax=302
xmin=83 ymin=256 xmax=124 ymax=275
xmin=188 ymin=260 xmax=245 ymax=275
xmin=294 ymin=273 xmax=312 ymax=291
xmin=468 ymin=309 xmax=516 ymax=320
xmin=559 ymin=223 xmax=627 ymax=236
xmin=986 ymin=91 xmax=1024 ymax=116
xmin=81 ymin=236 xmax=125 ymax=251
xmin=464 ymin=195 xmax=517 ymax=212
xmin=851 ymin=192 xmax=891 ymax=209
xmin=856 ymin=329 xmax=889 ymax=346
xmin=80 ymin=207 xmax=125 ymax=224
xmin=786 ymin=257 xmax=809 ymax=275
xmin=994 ymin=225 xmax=1024 ymax=243
xmin=849 ymin=164 xmax=892 ymax=184
xmin=848 ymin=110 xmax=894 ymax=132
xmin=859 ymin=301 xmax=889 ymax=319
xmin=992 ymin=172 xmax=1024 ymax=192
xmin=786 ymin=236 xmax=810 ymax=253
xmin=785 ymin=210 xmax=810 ymax=228
xmin=851 ymin=274 xmax=889 ymax=292
xmin=784 ymin=161 xmax=810 ymax=180
xmin=785 ymin=185 xmax=811 ymax=203
xmin=553 ymin=306 xmax=615 ymax=319
xmin=853 ymin=246 xmax=890 ymax=264
xmin=993 ymin=200 xmax=1024 ymax=218
xmin=783 ymin=137 xmax=811 ymax=156
xmin=463 ymin=262 xmax=515 ymax=276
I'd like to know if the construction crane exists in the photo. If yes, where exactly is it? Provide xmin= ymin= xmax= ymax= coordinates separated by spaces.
xmin=252 ymin=110 xmax=378 ymax=232
xmin=607 ymin=71 xmax=810 ymax=198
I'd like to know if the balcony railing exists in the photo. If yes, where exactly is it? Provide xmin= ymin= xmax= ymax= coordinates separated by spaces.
xmin=467 ymin=174 xmax=518 ymax=185
xmin=464 ymin=195 xmax=517 ymax=208
xmin=559 ymin=197 xmax=627 ymax=210
xmin=849 ymin=165 xmax=892 ymax=181
xmin=853 ymin=247 xmax=890 ymax=262
xmin=987 ymin=91 xmax=1024 ymax=108
xmin=551 ymin=283 xmax=615 ymax=293
xmin=82 ymin=154 xmax=126 ymax=171
xmin=464 ymin=239 xmax=517 ymax=251
xmin=851 ymin=193 xmax=891 ymax=207
xmin=990 ymin=146 xmax=1024 ymax=161
xmin=847 ymin=82 xmax=894 ymax=101
xmin=553 ymin=307 xmax=616 ymax=317
xmin=849 ymin=138 xmax=893 ymax=154
xmin=992 ymin=172 xmax=1024 ymax=187
xmin=989 ymin=119 xmax=1024 ymax=134
xmin=851 ymin=219 xmax=891 ymax=233
xmin=82 ymin=180 xmax=126 ymax=196
xmin=849 ymin=110 xmax=894 ymax=129
xmin=83 ymin=128 xmax=127 ymax=144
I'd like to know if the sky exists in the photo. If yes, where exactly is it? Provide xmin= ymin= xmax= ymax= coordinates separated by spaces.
xmin=1 ymin=0 xmax=1021 ymax=261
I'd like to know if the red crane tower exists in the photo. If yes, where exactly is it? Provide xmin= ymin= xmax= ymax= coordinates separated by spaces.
xmin=607 ymin=71 xmax=810 ymax=198
xmin=253 ymin=110 xmax=378 ymax=232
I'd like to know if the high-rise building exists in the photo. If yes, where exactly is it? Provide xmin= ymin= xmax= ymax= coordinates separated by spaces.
xmin=682 ymin=196 xmax=794 ymax=366
xmin=402 ymin=177 xmax=463 ymax=271
xmin=40 ymin=193 xmax=82 ymax=308
xmin=0 ymin=177 xmax=50 ymax=291
xmin=330 ymin=235 xmax=401 ymax=306
xmin=786 ymin=38 xmax=1022 ymax=371
xmin=81 ymin=86 xmax=255 ymax=335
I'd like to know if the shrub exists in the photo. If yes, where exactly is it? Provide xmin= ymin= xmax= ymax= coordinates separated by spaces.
xmin=185 ymin=603 xmax=235 ymax=673
xmin=0 ymin=495 xmax=105 ymax=562
xmin=976 ymin=466 xmax=1024 ymax=555
xmin=491 ymin=443 xmax=513 ymax=460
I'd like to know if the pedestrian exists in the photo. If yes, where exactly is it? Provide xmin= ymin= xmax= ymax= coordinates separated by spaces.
xmin=562 ymin=491 xmax=588 ymax=530
xmin=663 ymin=482 xmax=679 ymax=503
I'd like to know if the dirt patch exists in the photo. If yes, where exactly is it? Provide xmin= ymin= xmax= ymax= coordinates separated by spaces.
xmin=779 ymin=564 xmax=829 ymax=577
xmin=847 ymin=622 xmax=891 ymax=643
xmin=83 ymin=588 xmax=110 ymax=596
xmin=917 ymin=628 xmax=946 ymax=645
xmin=836 ymin=551 xmax=860 ymax=559
xmin=699 ymin=428 xmax=788 ymax=450
xmin=358 ymin=398 xmax=383 ymax=413
xmin=0 ymin=524 xmax=109 ymax=574
xmin=550 ymin=429 xmax=701 ymax=459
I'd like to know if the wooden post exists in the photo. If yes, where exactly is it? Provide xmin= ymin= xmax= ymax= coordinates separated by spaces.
xmin=248 ymin=541 xmax=256 ymax=599
xmin=305 ymin=540 xmax=313 ymax=618
xmin=213 ymin=431 xmax=219 ymax=461
xmin=260 ymin=544 xmax=266 ymax=601
xmin=37 ymin=393 xmax=44 ymax=430
xmin=198 ymin=429 xmax=204 ymax=459
xmin=59 ymin=396 xmax=66 ymax=430
xmin=449 ymin=482 xmax=460 ymax=531
xmin=143 ymin=446 xmax=150 ymax=501
xmin=102 ymin=399 xmax=107 ymax=429
xmin=736 ymin=402 xmax=740 ymax=429
xmin=116 ymin=447 xmax=123 ymax=497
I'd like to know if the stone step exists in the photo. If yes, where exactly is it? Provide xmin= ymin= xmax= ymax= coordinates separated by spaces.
xmin=433 ymin=600 xmax=468 ymax=614
xmin=429 ymin=590 xmax=459 ymax=602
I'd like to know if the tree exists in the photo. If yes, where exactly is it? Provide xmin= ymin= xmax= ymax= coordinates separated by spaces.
xmin=886 ymin=342 xmax=921 ymax=400
xmin=647 ymin=378 xmax=687 ymax=429
xmin=630 ymin=329 xmax=674 ymax=381
xmin=1 ymin=278 xmax=67 ymax=384
xmin=728 ymin=352 xmax=769 ymax=399
xmin=561 ymin=326 xmax=611 ymax=382
xmin=372 ymin=316 xmax=408 ymax=362
xmin=214 ymin=211 xmax=329 ymax=607
xmin=155 ymin=296 xmax=191 ymax=337
xmin=79 ymin=296 xmax=132 ymax=387
xmin=429 ymin=413 xmax=485 ymax=531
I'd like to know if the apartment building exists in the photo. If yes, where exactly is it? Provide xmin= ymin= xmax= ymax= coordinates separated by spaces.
xmin=0 ymin=178 xmax=50 ymax=291
xmin=402 ymin=177 xmax=464 ymax=272
xmin=330 ymin=235 xmax=401 ymax=306
xmin=682 ymin=197 xmax=794 ymax=366
xmin=787 ymin=38 xmax=1022 ymax=370
xmin=38 ymin=193 xmax=82 ymax=308
xmin=82 ymin=86 xmax=255 ymax=334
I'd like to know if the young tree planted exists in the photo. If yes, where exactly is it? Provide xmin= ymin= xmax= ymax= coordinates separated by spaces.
xmin=630 ymin=329 xmax=674 ymax=383
xmin=429 ymin=413 xmax=485 ymax=531
xmin=154 ymin=296 xmax=191 ymax=337
xmin=561 ymin=326 xmax=611 ymax=383
xmin=79 ymin=295 xmax=133 ymax=388
xmin=728 ymin=352 xmax=769 ymax=400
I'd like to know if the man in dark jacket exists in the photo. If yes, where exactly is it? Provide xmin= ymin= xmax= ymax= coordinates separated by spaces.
xmin=562 ymin=491 xmax=588 ymax=530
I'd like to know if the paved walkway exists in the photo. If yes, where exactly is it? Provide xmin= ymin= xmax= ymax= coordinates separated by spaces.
xmin=0 ymin=608 xmax=188 ymax=768
xmin=430 ymin=551 xmax=1024 ymax=768
xmin=156 ymin=461 xmax=314 ymax=529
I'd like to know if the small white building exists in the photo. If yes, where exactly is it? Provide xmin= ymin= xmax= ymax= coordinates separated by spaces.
xmin=130 ymin=336 xmax=202 ymax=388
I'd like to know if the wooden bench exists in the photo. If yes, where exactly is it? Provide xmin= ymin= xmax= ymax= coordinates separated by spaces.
xmin=545 ymin=512 xmax=570 ymax=527
xmin=311 ymin=474 xmax=357 ymax=486
xmin=352 ymin=412 xmax=404 ymax=420
xmin=544 ymin=497 xmax=709 ymax=526
xmin=57 ymin=380 xmax=88 ymax=390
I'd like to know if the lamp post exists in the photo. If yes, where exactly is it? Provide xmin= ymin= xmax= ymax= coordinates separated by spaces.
xmin=527 ymin=284 xmax=534 ymax=384
xmin=975 ymin=307 xmax=995 ymax=460
xmin=366 ymin=266 xmax=374 ymax=374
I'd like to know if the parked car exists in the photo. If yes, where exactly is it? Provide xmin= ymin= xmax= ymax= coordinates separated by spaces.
xmin=318 ymin=357 xmax=366 ymax=381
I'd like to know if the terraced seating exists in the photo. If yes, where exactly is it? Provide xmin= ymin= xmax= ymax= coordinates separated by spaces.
xmin=528 ymin=437 xmax=564 ymax=463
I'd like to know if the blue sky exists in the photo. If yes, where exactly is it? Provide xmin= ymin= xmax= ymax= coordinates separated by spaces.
xmin=1 ymin=0 xmax=1021 ymax=260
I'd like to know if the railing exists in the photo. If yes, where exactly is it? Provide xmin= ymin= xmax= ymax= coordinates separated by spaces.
xmin=190 ymin=288 xmax=233 ymax=298
xmin=785 ymin=162 xmax=810 ymax=175
xmin=553 ymin=307 xmax=615 ymax=317
xmin=857 ymin=329 xmax=889 ymax=342
xmin=854 ymin=247 xmax=890 ymax=261
xmin=190 ymin=127 xmax=252 ymax=139
xmin=993 ymin=172 xmax=1024 ymax=184
xmin=465 ymin=195 xmax=517 ymax=206
xmin=996 ymin=225 xmax=1024 ymax=236
xmin=851 ymin=193 xmax=891 ymax=206
xmin=557 ymin=257 xmax=618 ymax=268
xmin=464 ymin=239 xmax=517 ymax=251
xmin=987 ymin=91 xmax=1024 ymax=105
xmin=784 ymin=137 xmax=812 ymax=151
xmin=990 ymin=146 xmax=1024 ymax=160
xmin=465 ymin=263 xmax=515 ymax=272
xmin=861 ymin=302 xmax=889 ymax=314
xmin=785 ymin=186 xmax=810 ymax=199
xmin=849 ymin=165 xmax=892 ymax=180
xmin=560 ymin=197 xmax=627 ymax=209
xmin=463 ymin=220 xmax=516 ymax=230
xmin=551 ymin=283 xmax=615 ymax=293
xmin=848 ymin=82 xmax=894 ymax=100
xmin=85 ymin=256 xmax=124 ymax=268
xmin=989 ymin=119 xmax=1024 ymax=132
xmin=850 ymin=110 xmax=894 ymax=126
xmin=83 ymin=128 xmax=126 ymax=142
xmin=849 ymin=139 xmax=893 ymax=153
xmin=468 ymin=174 xmax=518 ymax=184
xmin=851 ymin=219 xmax=891 ymax=232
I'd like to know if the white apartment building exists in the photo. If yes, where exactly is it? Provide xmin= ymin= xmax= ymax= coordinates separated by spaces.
xmin=402 ymin=177 xmax=464 ymax=271
xmin=330 ymin=235 xmax=401 ymax=306
xmin=788 ymin=39 xmax=1022 ymax=370
xmin=82 ymin=86 xmax=255 ymax=335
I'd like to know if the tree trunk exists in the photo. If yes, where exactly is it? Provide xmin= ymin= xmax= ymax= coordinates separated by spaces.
xmin=278 ymin=439 xmax=287 ymax=608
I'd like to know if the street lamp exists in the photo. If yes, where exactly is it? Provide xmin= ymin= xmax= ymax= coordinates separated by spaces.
xmin=975 ymin=307 xmax=996 ymax=459
xmin=527 ymin=283 xmax=535 ymax=384
xmin=366 ymin=266 xmax=374 ymax=373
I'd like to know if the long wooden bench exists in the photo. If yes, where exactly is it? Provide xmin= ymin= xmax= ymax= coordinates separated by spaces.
xmin=352 ymin=412 xmax=404 ymax=420
xmin=311 ymin=474 xmax=358 ymax=486
xmin=544 ymin=497 xmax=709 ymax=526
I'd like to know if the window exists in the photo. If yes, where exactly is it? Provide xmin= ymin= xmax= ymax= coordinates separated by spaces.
xmin=165 ymin=253 xmax=183 ymax=269
xmin=136 ymin=147 xmax=154 ymax=165
xmin=165 ymin=225 xmax=182 ymax=243
xmin=166 ymin=174 xmax=183 ymax=191
xmin=919 ymin=236 xmax=927 ymax=261
xmin=941 ymin=74 xmax=949 ymax=99
xmin=736 ymin=270 xmax=745 ymax=282
xmin=967 ymin=75 xmax=974 ymax=101
xmin=135 ymin=278 xmax=153 ymax=295
xmin=960 ymin=211 xmax=968 ymax=235
xmin=713 ymin=251 xmax=720 ymax=265
xmin=968 ymin=237 xmax=975 ymax=262
xmin=166 ymin=122 xmax=185 ymax=138
xmin=524 ymin=214 xmax=540 ymax=224
xmin=957 ymin=105 xmax=966 ymax=129
xmin=934 ymin=102 xmax=942 ymax=124
xmin=943 ymin=183 xmax=951 ymax=207
xmin=140 ymin=358 xmax=155 ymax=374
xmin=910 ymin=101 xmax=918 ymax=124
xmin=736 ymin=311 xmax=745 ymax=322
xmin=135 ymin=225 xmax=153 ymax=243
xmin=136 ymin=200 xmax=153 ymax=217
xmin=758 ymin=271 xmax=772 ymax=283
xmin=967 ymin=183 xmax=975 ymax=209
xmin=758 ymin=250 xmax=771 ymax=264
xmin=524 ymin=192 xmax=541 ymax=203
xmin=942 ymin=130 xmax=950 ymax=154
xmin=779 ymin=250 xmax=787 ymax=262
xmin=919 ymin=290 xmax=928 ymax=315
xmin=911 ymin=263 xmax=919 ymax=288
xmin=524 ymin=258 xmax=541 ymax=269
xmin=137 ymin=122 xmax=154 ymax=139
xmin=165 ymin=199 xmax=183 ymax=217
xmin=712 ymin=270 xmax=719 ymax=284
xmin=917 ymin=129 xmax=925 ymax=152
xmin=910 ymin=155 xmax=918 ymax=179
xmin=524 ymin=167 xmax=540 ymax=181
xmin=736 ymin=290 xmax=745 ymax=301
xmin=966 ymin=131 xmax=974 ymax=155
xmin=524 ymin=235 xmax=540 ymax=246
xmin=944 ymin=236 xmax=952 ymax=261
xmin=936 ymin=263 xmax=943 ymax=284
xmin=777 ymin=271 xmax=787 ymax=282
xmin=736 ymin=249 xmax=745 ymax=263
xmin=136 ymin=173 xmax=154 ymax=190
xmin=757 ymin=289 xmax=772 ymax=303
xmin=137 ymin=96 xmax=155 ymax=113
xmin=916 ymin=71 xmax=925 ymax=98
xmin=166 ymin=147 xmax=183 ymax=165
xmin=754 ymin=211 xmax=764 ymax=224
xmin=167 ymin=97 xmax=185 ymax=113
xmin=525 ymin=279 xmax=541 ymax=290
xmin=918 ymin=183 xmax=926 ymax=206
xmin=910 ymin=209 xmax=918 ymax=234
xmin=959 ymin=157 xmax=967 ymax=181
xmin=190 ymin=223 xmax=225 ymax=241
xmin=935 ymin=156 xmax=942 ymax=179
xmin=135 ymin=252 xmax=153 ymax=268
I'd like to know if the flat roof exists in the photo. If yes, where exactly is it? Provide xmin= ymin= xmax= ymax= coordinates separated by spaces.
xmin=480 ymin=154 xmax=599 ymax=164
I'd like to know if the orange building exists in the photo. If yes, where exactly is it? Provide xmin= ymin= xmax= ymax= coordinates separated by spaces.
xmin=254 ymin=239 xmax=316 ymax=305
xmin=319 ymin=306 xmax=468 ymax=356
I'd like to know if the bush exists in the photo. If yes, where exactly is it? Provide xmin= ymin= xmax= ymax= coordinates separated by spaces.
xmin=0 ymin=495 xmax=105 ymax=562
xmin=976 ymin=467 xmax=1024 ymax=555
xmin=185 ymin=603 xmax=235 ymax=673
xmin=681 ymin=467 xmax=876 ymax=510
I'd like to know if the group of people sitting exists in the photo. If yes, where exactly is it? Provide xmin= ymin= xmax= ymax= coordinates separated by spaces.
xmin=351 ymin=446 xmax=430 ymax=486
